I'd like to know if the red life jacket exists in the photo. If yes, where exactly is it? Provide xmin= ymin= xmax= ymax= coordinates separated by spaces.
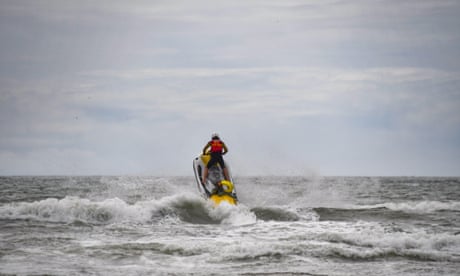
xmin=210 ymin=140 xmax=223 ymax=153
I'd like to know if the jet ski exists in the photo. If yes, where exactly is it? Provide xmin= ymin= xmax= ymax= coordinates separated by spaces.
xmin=193 ymin=153 xmax=238 ymax=206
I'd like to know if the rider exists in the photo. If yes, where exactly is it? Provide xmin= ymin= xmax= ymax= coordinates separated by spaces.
xmin=202 ymin=133 xmax=230 ymax=185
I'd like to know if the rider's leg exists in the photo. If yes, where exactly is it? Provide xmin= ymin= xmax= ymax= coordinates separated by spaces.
xmin=216 ymin=155 xmax=230 ymax=181
xmin=223 ymin=167 xmax=230 ymax=181
xmin=202 ymin=167 xmax=208 ymax=184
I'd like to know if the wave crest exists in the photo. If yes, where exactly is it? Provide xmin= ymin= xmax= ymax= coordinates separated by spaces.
xmin=358 ymin=201 xmax=460 ymax=213
xmin=0 ymin=195 xmax=257 ymax=226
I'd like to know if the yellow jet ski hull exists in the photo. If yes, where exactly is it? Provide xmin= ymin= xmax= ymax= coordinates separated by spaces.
xmin=209 ymin=193 xmax=237 ymax=206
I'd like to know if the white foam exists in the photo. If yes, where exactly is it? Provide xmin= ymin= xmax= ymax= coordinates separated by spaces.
xmin=0 ymin=196 xmax=153 ymax=224
xmin=208 ymin=202 xmax=257 ymax=226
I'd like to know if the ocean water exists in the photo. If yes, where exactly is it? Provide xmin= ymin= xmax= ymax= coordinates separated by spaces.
xmin=0 ymin=176 xmax=459 ymax=275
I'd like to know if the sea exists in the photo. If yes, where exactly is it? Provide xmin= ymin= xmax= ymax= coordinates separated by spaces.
xmin=0 ymin=176 xmax=459 ymax=276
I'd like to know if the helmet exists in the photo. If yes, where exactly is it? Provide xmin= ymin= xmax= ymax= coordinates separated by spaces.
xmin=211 ymin=133 xmax=220 ymax=139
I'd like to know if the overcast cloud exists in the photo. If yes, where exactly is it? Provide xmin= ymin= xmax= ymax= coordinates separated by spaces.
xmin=1 ymin=0 xmax=459 ymax=176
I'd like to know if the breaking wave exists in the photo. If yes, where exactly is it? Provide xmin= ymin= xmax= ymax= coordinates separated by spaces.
xmin=363 ymin=201 xmax=460 ymax=213
xmin=316 ymin=230 xmax=460 ymax=262
xmin=0 ymin=195 xmax=259 ymax=226
xmin=251 ymin=206 xmax=319 ymax=222
xmin=2 ymin=197 xmax=457 ymax=227
xmin=314 ymin=201 xmax=460 ymax=223
xmin=0 ymin=196 xmax=152 ymax=224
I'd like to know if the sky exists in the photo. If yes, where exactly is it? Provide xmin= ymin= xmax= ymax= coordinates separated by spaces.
xmin=0 ymin=0 xmax=459 ymax=176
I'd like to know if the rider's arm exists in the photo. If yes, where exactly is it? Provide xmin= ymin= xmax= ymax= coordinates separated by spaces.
xmin=222 ymin=142 xmax=228 ymax=155
xmin=203 ymin=142 xmax=211 ymax=155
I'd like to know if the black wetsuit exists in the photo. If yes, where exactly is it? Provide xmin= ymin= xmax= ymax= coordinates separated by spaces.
xmin=207 ymin=152 xmax=226 ymax=169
